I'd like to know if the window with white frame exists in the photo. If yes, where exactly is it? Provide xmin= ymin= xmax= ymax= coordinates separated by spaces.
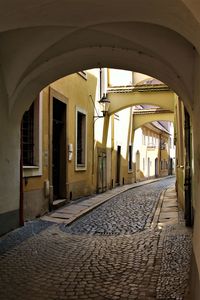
xmin=76 ymin=108 xmax=87 ymax=170
xmin=22 ymin=95 xmax=42 ymax=177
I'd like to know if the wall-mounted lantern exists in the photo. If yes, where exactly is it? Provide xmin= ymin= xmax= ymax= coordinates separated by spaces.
xmin=98 ymin=93 xmax=110 ymax=117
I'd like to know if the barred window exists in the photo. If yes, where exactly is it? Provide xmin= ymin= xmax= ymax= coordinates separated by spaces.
xmin=76 ymin=109 xmax=86 ymax=169
xmin=22 ymin=103 xmax=34 ymax=166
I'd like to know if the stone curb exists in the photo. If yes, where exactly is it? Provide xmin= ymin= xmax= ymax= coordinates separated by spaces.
xmin=41 ymin=176 xmax=175 ymax=226
xmin=150 ymin=189 xmax=166 ymax=229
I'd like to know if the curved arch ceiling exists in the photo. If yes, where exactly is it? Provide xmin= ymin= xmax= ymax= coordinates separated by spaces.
xmin=0 ymin=0 xmax=198 ymax=118
xmin=133 ymin=116 xmax=174 ymax=131
xmin=108 ymin=90 xmax=175 ymax=115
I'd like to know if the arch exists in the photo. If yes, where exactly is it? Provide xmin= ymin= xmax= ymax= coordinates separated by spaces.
xmin=0 ymin=21 xmax=195 ymax=120
xmin=133 ymin=114 xmax=174 ymax=131
xmin=108 ymin=90 xmax=176 ymax=115
xmin=0 ymin=0 xmax=199 ymax=51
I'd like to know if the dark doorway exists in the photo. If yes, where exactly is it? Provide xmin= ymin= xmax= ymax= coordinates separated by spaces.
xmin=184 ymin=108 xmax=193 ymax=226
xmin=155 ymin=158 xmax=159 ymax=177
xmin=52 ymin=98 xmax=66 ymax=200
xmin=148 ymin=157 xmax=150 ymax=178
xmin=116 ymin=146 xmax=121 ymax=185
xmin=168 ymin=158 xmax=173 ymax=175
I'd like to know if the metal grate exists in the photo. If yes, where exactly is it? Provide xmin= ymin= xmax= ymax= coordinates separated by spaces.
xmin=22 ymin=103 xmax=34 ymax=166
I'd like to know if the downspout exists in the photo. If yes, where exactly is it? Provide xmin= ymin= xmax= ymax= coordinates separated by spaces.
xmin=159 ymin=133 xmax=162 ymax=176
xmin=100 ymin=68 xmax=102 ymax=98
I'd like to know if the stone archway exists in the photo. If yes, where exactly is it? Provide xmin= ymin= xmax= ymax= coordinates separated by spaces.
xmin=0 ymin=1 xmax=196 ymax=227
xmin=1 ymin=3 xmax=200 ymax=293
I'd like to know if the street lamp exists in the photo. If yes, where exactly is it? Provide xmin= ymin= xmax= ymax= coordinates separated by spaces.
xmin=90 ymin=93 xmax=110 ymax=176
xmin=98 ymin=93 xmax=110 ymax=117
xmin=89 ymin=93 xmax=110 ymax=120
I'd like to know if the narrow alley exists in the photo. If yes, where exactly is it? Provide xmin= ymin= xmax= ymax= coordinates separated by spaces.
xmin=0 ymin=177 xmax=191 ymax=300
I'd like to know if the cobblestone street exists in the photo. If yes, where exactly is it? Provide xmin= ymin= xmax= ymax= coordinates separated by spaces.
xmin=0 ymin=178 xmax=192 ymax=299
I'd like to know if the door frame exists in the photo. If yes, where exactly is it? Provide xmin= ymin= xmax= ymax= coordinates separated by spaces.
xmin=49 ymin=88 xmax=68 ymax=204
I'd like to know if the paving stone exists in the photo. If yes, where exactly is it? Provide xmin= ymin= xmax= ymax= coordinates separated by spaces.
xmin=0 ymin=177 xmax=192 ymax=300
xmin=60 ymin=179 xmax=175 ymax=236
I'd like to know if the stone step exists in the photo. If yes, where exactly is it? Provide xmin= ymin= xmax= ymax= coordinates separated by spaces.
xmin=52 ymin=199 xmax=67 ymax=210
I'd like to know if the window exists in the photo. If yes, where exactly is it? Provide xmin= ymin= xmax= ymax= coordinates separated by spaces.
xmin=22 ymin=95 xmax=42 ymax=177
xmin=128 ymin=145 xmax=133 ymax=171
xmin=76 ymin=108 xmax=87 ymax=170
xmin=22 ymin=103 xmax=34 ymax=166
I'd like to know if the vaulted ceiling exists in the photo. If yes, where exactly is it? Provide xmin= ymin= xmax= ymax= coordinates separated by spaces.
xmin=0 ymin=0 xmax=199 ymax=118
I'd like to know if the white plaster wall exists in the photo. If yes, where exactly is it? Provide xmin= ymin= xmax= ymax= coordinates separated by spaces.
xmin=133 ymin=128 xmax=143 ymax=160
xmin=115 ymin=108 xmax=131 ymax=160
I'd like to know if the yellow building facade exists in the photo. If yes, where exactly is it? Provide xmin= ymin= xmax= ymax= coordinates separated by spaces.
xmin=22 ymin=69 xmax=174 ymax=222
xmin=174 ymin=97 xmax=193 ymax=227
xmin=22 ymin=71 xmax=97 ymax=220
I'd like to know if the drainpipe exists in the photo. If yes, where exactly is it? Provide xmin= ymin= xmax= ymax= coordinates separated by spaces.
xmin=19 ymin=123 xmax=24 ymax=226
xmin=159 ymin=134 xmax=162 ymax=176
xmin=99 ymin=68 xmax=102 ymax=98
xmin=184 ymin=108 xmax=193 ymax=227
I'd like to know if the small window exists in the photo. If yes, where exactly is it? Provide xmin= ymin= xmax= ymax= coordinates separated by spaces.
xmin=76 ymin=109 xmax=87 ymax=170
xmin=22 ymin=95 xmax=42 ymax=177
xmin=22 ymin=103 xmax=35 ymax=166
xmin=128 ymin=145 xmax=133 ymax=171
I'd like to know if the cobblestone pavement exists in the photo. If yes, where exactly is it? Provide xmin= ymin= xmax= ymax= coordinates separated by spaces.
xmin=61 ymin=178 xmax=175 ymax=235
xmin=0 ymin=178 xmax=192 ymax=300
